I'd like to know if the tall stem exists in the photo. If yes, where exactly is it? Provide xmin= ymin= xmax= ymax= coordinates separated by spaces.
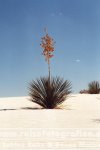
xmin=48 ymin=59 xmax=50 ymax=83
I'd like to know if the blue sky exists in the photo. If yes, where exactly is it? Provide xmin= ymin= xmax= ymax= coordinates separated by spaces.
xmin=0 ymin=0 xmax=100 ymax=97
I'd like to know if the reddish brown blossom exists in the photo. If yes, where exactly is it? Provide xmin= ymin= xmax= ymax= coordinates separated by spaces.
xmin=40 ymin=29 xmax=55 ymax=80
xmin=40 ymin=30 xmax=55 ymax=62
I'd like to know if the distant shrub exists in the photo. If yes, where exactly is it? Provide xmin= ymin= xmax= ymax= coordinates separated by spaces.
xmin=79 ymin=89 xmax=88 ymax=94
xmin=88 ymin=81 xmax=100 ymax=94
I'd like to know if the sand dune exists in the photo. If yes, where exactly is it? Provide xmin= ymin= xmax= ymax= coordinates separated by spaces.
xmin=0 ymin=94 xmax=100 ymax=149
xmin=0 ymin=94 xmax=100 ymax=128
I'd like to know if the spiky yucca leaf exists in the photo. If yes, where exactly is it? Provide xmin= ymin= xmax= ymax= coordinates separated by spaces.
xmin=88 ymin=81 xmax=100 ymax=94
xmin=29 ymin=76 xmax=72 ymax=109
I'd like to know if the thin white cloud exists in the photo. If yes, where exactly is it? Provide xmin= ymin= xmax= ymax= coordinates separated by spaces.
xmin=75 ymin=59 xmax=80 ymax=62
xmin=59 ymin=12 xmax=63 ymax=16
xmin=51 ymin=12 xmax=63 ymax=17
xmin=51 ymin=13 xmax=55 ymax=17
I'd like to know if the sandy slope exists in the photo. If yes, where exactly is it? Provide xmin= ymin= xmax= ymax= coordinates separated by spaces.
xmin=0 ymin=94 xmax=100 ymax=128
xmin=0 ymin=94 xmax=100 ymax=149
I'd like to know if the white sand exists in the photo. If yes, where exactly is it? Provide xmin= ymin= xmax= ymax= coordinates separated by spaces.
xmin=0 ymin=94 xmax=100 ymax=128
xmin=0 ymin=94 xmax=100 ymax=149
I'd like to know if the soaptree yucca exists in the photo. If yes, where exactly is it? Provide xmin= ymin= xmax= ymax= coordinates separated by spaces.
xmin=29 ymin=76 xmax=72 ymax=109
xmin=88 ymin=81 xmax=100 ymax=94
xmin=29 ymin=29 xmax=72 ymax=109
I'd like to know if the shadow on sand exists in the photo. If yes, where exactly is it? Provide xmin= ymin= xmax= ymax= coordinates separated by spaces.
xmin=92 ymin=119 xmax=100 ymax=123
xmin=0 ymin=107 xmax=42 ymax=111
xmin=20 ymin=107 xmax=43 ymax=110
xmin=0 ymin=107 xmax=73 ymax=111
xmin=0 ymin=108 xmax=18 ymax=111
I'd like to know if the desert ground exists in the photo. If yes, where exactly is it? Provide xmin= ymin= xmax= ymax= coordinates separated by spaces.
xmin=0 ymin=94 xmax=100 ymax=149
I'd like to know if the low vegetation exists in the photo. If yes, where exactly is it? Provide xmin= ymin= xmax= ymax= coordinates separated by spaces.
xmin=29 ymin=76 xmax=72 ymax=109
xmin=79 ymin=89 xmax=88 ymax=94
xmin=88 ymin=81 xmax=100 ymax=94
xmin=80 ymin=81 xmax=100 ymax=94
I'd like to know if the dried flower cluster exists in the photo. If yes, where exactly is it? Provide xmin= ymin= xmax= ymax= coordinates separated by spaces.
xmin=40 ymin=31 xmax=55 ymax=63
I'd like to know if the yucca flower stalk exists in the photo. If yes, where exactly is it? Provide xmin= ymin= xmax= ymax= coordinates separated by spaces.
xmin=40 ymin=28 xmax=55 ymax=82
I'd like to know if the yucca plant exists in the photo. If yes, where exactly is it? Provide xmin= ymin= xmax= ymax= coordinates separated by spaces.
xmin=29 ymin=76 xmax=72 ymax=109
xmin=29 ymin=29 xmax=72 ymax=109
xmin=88 ymin=81 xmax=100 ymax=94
